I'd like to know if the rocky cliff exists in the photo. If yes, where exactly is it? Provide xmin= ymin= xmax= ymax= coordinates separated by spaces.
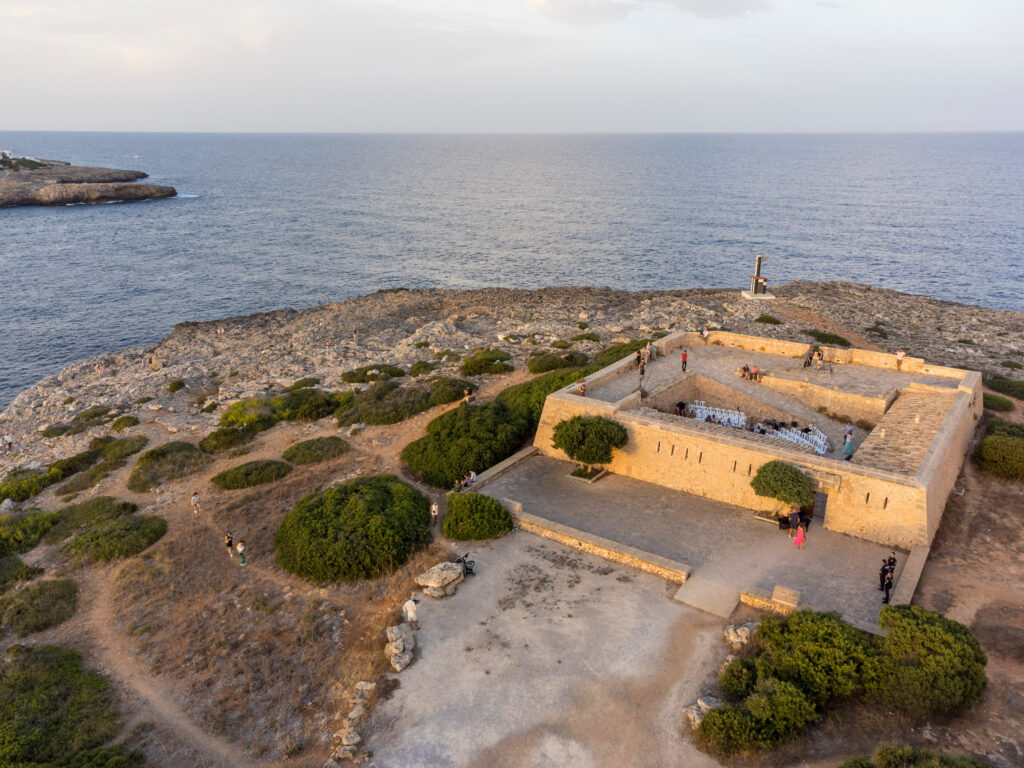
xmin=0 ymin=158 xmax=176 ymax=206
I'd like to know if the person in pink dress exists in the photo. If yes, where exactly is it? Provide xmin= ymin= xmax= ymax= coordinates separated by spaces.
xmin=794 ymin=524 xmax=806 ymax=549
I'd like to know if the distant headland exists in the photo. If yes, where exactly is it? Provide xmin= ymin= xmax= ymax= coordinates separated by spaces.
xmin=0 ymin=151 xmax=177 ymax=207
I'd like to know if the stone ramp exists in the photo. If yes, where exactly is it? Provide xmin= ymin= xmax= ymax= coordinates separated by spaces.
xmin=672 ymin=577 xmax=740 ymax=619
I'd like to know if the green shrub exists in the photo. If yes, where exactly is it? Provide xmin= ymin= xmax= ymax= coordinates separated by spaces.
xmin=44 ymin=498 xmax=137 ymax=545
xmin=528 ymin=351 xmax=589 ymax=374
xmin=720 ymin=656 xmax=758 ymax=701
xmin=845 ymin=744 xmax=992 ymax=768
xmin=551 ymin=339 xmax=571 ymax=349
xmin=167 ymin=379 xmax=185 ymax=393
xmin=866 ymin=605 xmax=987 ymax=715
xmin=285 ymin=376 xmax=320 ymax=391
xmin=576 ymin=322 xmax=588 ymax=330
xmin=754 ymin=611 xmax=873 ymax=707
xmin=274 ymin=475 xmax=430 ymax=581
xmin=410 ymin=360 xmax=435 ymax=377
xmin=0 ymin=509 xmax=59 ymax=556
xmin=495 ymin=363 xmax=601 ymax=428
xmin=983 ymin=393 xmax=1014 ymax=412
xmin=697 ymin=705 xmax=761 ymax=757
xmin=199 ymin=425 xmax=257 ymax=453
xmin=427 ymin=377 xmax=476 ymax=406
xmin=402 ymin=403 xmax=530 ymax=488
xmin=973 ymin=434 xmax=1024 ymax=479
xmin=0 ymin=555 xmax=42 ymax=595
xmin=45 ymin=743 xmax=146 ymax=767
xmin=211 ymin=460 xmax=292 ymax=490
xmin=63 ymin=515 xmax=167 ymax=563
xmin=126 ymin=441 xmax=210 ymax=492
xmin=572 ymin=332 xmax=599 ymax=342
xmin=414 ymin=341 xmax=430 ymax=348
xmin=986 ymin=417 xmax=1024 ymax=440
xmin=552 ymin=415 xmax=628 ymax=467
xmin=133 ymin=396 xmax=153 ymax=404
xmin=97 ymin=436 xmax=148 ymax=463
xmin=201 ymin=401 xmax=218 ymax=413
xmin=442 ymin=493 xmax=512 ymax=540
xmin=802 ymin=329 xmax=852 ymax=347
xmin=593 ymin=339 xmax=652 ymax=367
xmin=0 ymin=579 xmax=77 ymax=636
xmin=42 ymin=424 xmax=70 ymax=438
xmin=744 ymin=677 xmax=817 ymax=746
xmin=1000 ymin=360 xmax=1022 ymax=370
xmin=283 ymin=436 xmax=349 ymax=465
xmin=987 ymin=375 xmax=1024 ymax=400
xmin=751 ymin=461 xmax=815 ymax=508
xmin=756 ymin=314 xmax=781 ymax=325
xmin=110 ymin=415 xmax=139 ymax=433
xmin=460 ymin=349 xmax=513 ymax=376
xmin=341 ymin=364 xmax=405 ymax=383
xmin=0 ymin=644 xmax=120 ymax=763
xmin=865 ymin=324 xmax=889 ymax=339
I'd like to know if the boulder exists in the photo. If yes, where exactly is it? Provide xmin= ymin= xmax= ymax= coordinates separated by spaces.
xmin=0 ymin=498 xmax=15 ymax=513
xmin=390 ymin=650 xmax=413 ymax=672
xmin=347 ymin=703 xmax=366 ymax=722
xmin=355 ymin=680 xmax=376 ymax=692
xmin=386 ymin=623 xmax=414 ymax=647
xmin=697 ymin=696 xmax=721 ymax=713
xmin=682 ymin=704 xmax=703 ymax=728
xmin=723 ymin=622 xmax=755 ymax=647
xmin=340 ymin=728 xmax=361 ymax=746
xmin=415 ymin=561 xmax=464 ymax=599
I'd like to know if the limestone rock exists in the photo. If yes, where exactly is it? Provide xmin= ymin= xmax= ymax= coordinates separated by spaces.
xmin=0 ymin=498 xmax=14 ymax=513
xmin=723 ymin=622 xmax=755 ymax=647
xmin=390 ymin=650 xmax=413 ymax=672
xmin=697 ymin=696 xmax=721 ymax=713
xmin=682 ymin=704 xmax=703 ymax=728
xmin=355 ymin=680 xmax=376 ymax=692
xmin=340 ymin=728 xmax=361 ymax=746
xmin=347 ymin=703 xmax=366 ymax=722
xmin=415 ymin=561 xmax=464 ymax=598
xmin=386 ymin=623 xmax=414 ymax=647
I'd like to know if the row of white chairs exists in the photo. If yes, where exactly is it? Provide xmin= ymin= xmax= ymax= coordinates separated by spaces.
xmin=689 ymin=405 xmax=747 ymax=429
xmin=770 ymin=427 xmax=827 ymax=456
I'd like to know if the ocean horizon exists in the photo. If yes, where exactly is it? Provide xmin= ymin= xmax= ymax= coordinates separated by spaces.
xmin=2 ymin=131 xmax=1022 ymax=408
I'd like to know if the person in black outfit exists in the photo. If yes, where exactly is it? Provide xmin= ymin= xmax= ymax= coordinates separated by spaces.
xmin=882 ymin=569 xmax=894 ymax=603
xmin=887 ymin=551 xmax=898 ymax=571
xmin=878 ymin=559 xmax=890 ymax=590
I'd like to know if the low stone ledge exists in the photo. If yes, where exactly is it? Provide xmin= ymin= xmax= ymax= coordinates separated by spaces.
xmin=506 ymin=505 xmax=691 ymax=583
xmin=739 ymin=587 xmax=799 ymax=614
xmin=471 ymin=445 xmax=538 ymax=492
xmin=890 ymin=545 xmax=929 ymax=605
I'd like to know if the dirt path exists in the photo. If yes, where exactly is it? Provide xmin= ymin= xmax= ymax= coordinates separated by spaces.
xmin=88 ymin=564 xmax=262 ymax=768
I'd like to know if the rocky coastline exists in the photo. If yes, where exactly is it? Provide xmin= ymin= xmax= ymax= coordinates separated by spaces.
xmin=0 ymin=154 xmax=176 ymax=207
xmin=2 ymin=280 xmax=1021 ymax=478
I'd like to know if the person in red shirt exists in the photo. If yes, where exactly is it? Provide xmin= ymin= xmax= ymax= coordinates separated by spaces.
xmin=681 ymin=349 xmax=688 ymax=372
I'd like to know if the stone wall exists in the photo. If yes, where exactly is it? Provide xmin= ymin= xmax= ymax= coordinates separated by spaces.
xmin=647 ymin=374 xmax=797 ymax=425
xmin=759 ymin=375 xmax=893 ymax=423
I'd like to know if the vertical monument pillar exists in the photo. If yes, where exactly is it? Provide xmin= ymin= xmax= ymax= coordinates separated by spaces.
xmin=741 ymin=253 xmax=776 ymax=300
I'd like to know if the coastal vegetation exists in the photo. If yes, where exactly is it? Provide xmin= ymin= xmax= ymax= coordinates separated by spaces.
xmin=127 ymin=441 xmax=210 ymax=491
xmin=699 ymin=607 xmax=987 ymax=757
xmin=0 ymin=509 xmax=59 ymax=555
xmin=442 ymin=493 xmax=512 ymax=540
xmin=43 ymin=497 xmax=137 ymax=545
xmin=110 ymin=415 xmax=140 ymax=432
xmin=750 ymin=461 xmax=814 ymax=507
xmin=973 ymin=417 xmax=1024 ymax=479
xmin=334 ymin=378 xmax=474 ymax=426
xmin=552 ymin=415 xmax=628 ymax=471
xmin=985 ymin=374 xmax=1024 ymax=400
xmin=593 ymin=339 xmax=652 ymax=367
xmin=63 ymin=514 xmax=166 ymax=563
xmin=802 ymin=329 xmax=852 ymax=347
xmin=211 ymin=460 xmax=292 ymax=490
xmin=755 ymin=314 xmax=781 ymax=325
xmin=840 ymin=744 xmax=990 ymax=768
xmin=0 ymin=579 xmax=77 ymax=636
xmin=999 ymin=360 xmax=1022 ymax=370
xmin=282 ymin=436 xmax=348 ymax=465
xmin=274 ymin=476 xmax=431 ymax=581
xmin=982 ymin=393 xmax=1014 ymax=412
xmin=572 ymin=332 xmax=599 ymax=342
xmin=551 ymin=339 xmax=572 ymax=349
xmin=0 ymin=555 xmax=41 ymax=595
xmin=459 ymin=349 xmax=513 ymax=376
xmin=285 ymin=377 xmax=320 ymax=391
xmin=527 ymin=351 xmax=588 ymax=374
xmin=409 ymin=360 xmax=435 ymax=377
xmin=341 ymin=364 xmax=405 ymax=383
xmin=200 ymin=387 xmax=346 ymax=453
xmin=41 ymin=405 xmax=117 ymax=438
xmin=167 ymin=379 xmax=185 ymax=393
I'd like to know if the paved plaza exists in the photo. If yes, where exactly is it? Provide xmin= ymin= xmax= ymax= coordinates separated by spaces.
xmin=482 ymin=455 xmax=905 ymax=631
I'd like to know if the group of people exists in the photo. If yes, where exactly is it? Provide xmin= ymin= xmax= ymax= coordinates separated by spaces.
xmin=634 ymin=341 xmax=658 ymax=379
xmin=740 ymin=364 xmax=765 ymax=382
xmin=190 ymin=492 xmax=248 ymax=566
xmin=802 ymin=348 xmax=826 ymax=370
xmin=451 ymin=470 xmax=477 ymax=493
xmin=786 ymin=506 xmax=813 ymax=549
xmin=879 ymin=551 xmax=898 ymax=603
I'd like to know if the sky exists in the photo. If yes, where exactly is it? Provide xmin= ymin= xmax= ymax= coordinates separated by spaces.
xmin=1 ymin=0 xmax=1021 ymax=132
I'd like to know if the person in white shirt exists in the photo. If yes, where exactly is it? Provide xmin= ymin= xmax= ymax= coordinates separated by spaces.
xmin=403 ymin=593 xmax=420 ymax=630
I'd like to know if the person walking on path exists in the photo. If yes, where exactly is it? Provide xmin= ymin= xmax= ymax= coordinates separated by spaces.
xmin=403 ymin=593 xmax=420 ymax=630
xmin=896 ymin=349 xmax=906 ymax=371
xmin=430 ymin=502 xmax=439 ymax=528
xmin=225 ymin=532 xmax=234 ymax=557
xmin=236 ymin=540 xmax=246 ymax=566
xmin=882 ymin=568 xmax=894 ymax=603
xmin=681 ymin=349 xmax=688 ymax=372
xmin=191 ymin=491 xmax=201 ymax=514
xmin=794 ymin=524 xmax=806 ymax=549
xmin=702 ymin=327 xmax=710 ymax=345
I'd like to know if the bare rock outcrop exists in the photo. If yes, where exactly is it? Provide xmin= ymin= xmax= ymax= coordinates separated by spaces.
xmin=0 ymin=156 xmax=176 ymax=207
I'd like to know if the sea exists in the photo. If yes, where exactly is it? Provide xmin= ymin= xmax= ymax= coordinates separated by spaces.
xmin=1 ymin=132 xmax=1022 ymax=409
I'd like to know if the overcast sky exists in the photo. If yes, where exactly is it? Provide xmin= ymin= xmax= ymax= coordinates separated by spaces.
xmin=2 ymin=0 xmax=1021 ymax=132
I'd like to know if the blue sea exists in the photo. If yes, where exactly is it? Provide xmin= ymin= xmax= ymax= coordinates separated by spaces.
xmin=1 ymin=132 xmax=1022 ymax=408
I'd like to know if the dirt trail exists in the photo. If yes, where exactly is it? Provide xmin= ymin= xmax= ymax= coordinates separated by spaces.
xmin=88 ymin=564 xmax=261 ymax=768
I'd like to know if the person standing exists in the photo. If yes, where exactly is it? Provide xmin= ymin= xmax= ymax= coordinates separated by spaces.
xmin=3 ymin=433 xmax=11 ymax=453
xmin=191 ymin=491 xmax=201 ymax=514
xmin=681 ymin=349 xmax=688 ymax=372
xmin=843 ymin=436 xmax=855 ymax=461
xmin=895 ymin=349 xmax=906 ymax=371
xmin=429 ymin=502 xmax=439 ymax=527
xmin=236 ymin=540 xmax=246 ymax=566
xmin=702 ymin=326 xmax=710 ymax=345
xmin=788 ymin=508 xmax=800 ymax=538
xmin=225 ymin=531 xmax=234 ymax=557
xmin=403 ymin=593 xmax=420 ymax=630
xmin=882 ymin=568 xmax=894 ymax=603
xmin=634 ymin=350 xmax=642 ymax=369
xmin=887 ymin=551 xmax=897 ymax=570
xmin=794 ymin=524 xmax=806 ymax=549
xmin=878 ymin=559 xmax=890 ymax=591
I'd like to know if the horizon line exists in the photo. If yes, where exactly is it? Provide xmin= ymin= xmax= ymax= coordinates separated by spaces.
xmin=2 ymin=129 xmax=1023 ymax=137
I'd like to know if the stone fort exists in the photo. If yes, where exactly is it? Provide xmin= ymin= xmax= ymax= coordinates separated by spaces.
xmin=533 ymin=330 xmax=982 ymax=549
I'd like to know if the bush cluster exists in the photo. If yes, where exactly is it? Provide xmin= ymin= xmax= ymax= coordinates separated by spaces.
xmin=0 ymin=555 xmax=42 ymax=595
xmin=552 ymin=415 xmax=628 ymax=467
xmin=756 ymin=314 xmax=782 ymax=325
xmin=44 ymin=498 xmax=137 ymax=545
xmin=126 ymin=441 xmax=210 ymax=492
xmin=167 ymin=379 xmax=185 ymax=393
xmin=63 ymin=515 xmax=166 ymax=563
xmin=409 ymin=360 xmax=435 ymax=377
xmin=335 ymin=378 xmax=474 ymax=426
xmin=750 ymin=461 xmax=815 ymax=507
xmin=460 ymin=349 xmax=513 ymax=376
xmin=1 ymin=437 xmax=147 ymax=503
xmin=572 ymin=332 xmax=599 ymax=342
xmin=0 ymin=644 xmax=121 ymax=764
xmin=0 ymin=579 xmax=78 ymax=636
xmin=699 ymin=608 xmax=987 ymax=757
xmin=201 ymin=388 xmax=349 ymax=453
xmin=442 ymin=493 xmax=512 ymax=540
xmin=0 ymin=509 xmax=59 ymax=556
xmin=282 ymin=436 xmax=348 ymax=465
xmin=974 ymin=417 xmax=1024 ymax=479
xmin=211 ymin=460 xmax=292 ymax=490
xmin=527 ymin=351 xmax=589 ymax=374
xmin=285 ymin=377 xmax=320 ymax=391
xmin=839 ymin=744 xmax=991 ymax=768
xmin=341 ymin=364 xmax=405 ymax=383
xmin=494 ymin=363 xmax=602 ymax=427
xmin=274 ymin=475 xmax=430 ymax=581
xmin=802 ymin=329 xmax=852 ymax=347
xmin=41 ymin=405 xmax=118 ymax=438
xmin=593 ymin=339 xmax=652 ymax=367
xmin=982 ymin=393 xmax=1014 ymax=412
xmin=986 ymin=375 xmax=1024 ymax=400
xmin=110 ymin=415 xmax=139 ymax=433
